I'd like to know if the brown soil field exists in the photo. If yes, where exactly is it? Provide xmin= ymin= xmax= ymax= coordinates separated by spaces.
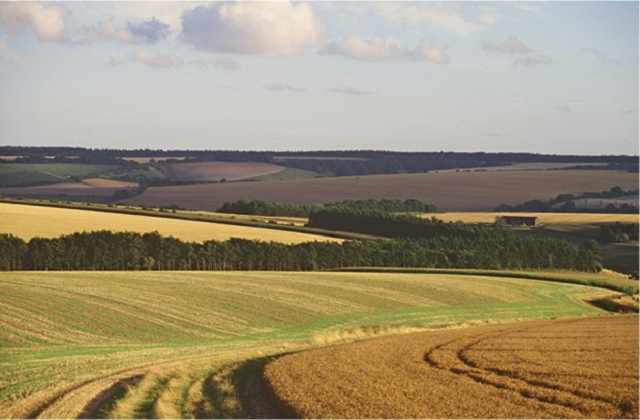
xmin=124 ymin=170 xmax=639 ymax=212
xmin=428 ymin=212 xmax=639 ymax=224
xmin=0 ymin=155 xmax=23 ymax=161
xmin=163 ymin=161 xmax=285 ymax=182
xmin=82 ymin=178 xmax=138 ymax=188
xmin=265 ymin=315 xmax=639 ymax=419
xmin=438 ymin=162 xmax=607 ymax=172
xmin=0 ymin=202 xmax=340 ymax=243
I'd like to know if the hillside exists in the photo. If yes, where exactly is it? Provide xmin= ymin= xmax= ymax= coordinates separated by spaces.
xmin=124 ymin=170 xmax=639 ymax=212
xmin=0 ymin=271 xmax=609 ymax=418
xmin=0 ymin=202 xmax=338 ymax=244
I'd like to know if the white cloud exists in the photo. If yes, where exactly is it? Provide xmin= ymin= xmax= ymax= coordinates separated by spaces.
xmin=515 ymin=54 xmax=553 ymax=67
xmin=508 ymin=2 xmax=539 ymax=14
xmin=263 ymin=83 xmax=305 ymax=93
xmin=132 ymin=50 xmax=183 ymax=69
xmin=79 ymin=18 xmax=170 ymax=45
xmin=0 ymin=2 xmax=68 ymax=42
xmin=328 ymin=83 xmax=372 ymax=96
xmin=319 ymin=35 xmax=449 ymax=64
xmin=181 ymin=2 xmax=325 ymax=56
xmin=108 ymin=56 xmax=125 ymax=67
xmin=482 ymin=36 xmax=530 ymax=54
xmin=373 ymin=3 xmax=496 ymax=38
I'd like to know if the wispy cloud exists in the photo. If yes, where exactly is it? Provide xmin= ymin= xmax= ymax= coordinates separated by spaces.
xmin=328 ymin=83 xmax=373 ymax=96
xmin=263 ymin=83 xmax=305 ymax=93
xmin=579 ymin=47 xmax=618 ymax=65
xmin=482 ymin=36 xmax=530 ymax=54
xmin=319 ymin=35 xmax=449 ymax=64
xmin=555 ymin=101 xmax=572 ymax=113
xmin=189 ymin=56 xmax=240 ymax=72
xmin=515 ymin=54 xmax=553 ymax=67
xmin=131 ymin=50 xmax=183 ymax=69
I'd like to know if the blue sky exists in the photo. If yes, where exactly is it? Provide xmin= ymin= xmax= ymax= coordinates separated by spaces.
xmin=0 ymin=1 xmax=637 ymax=154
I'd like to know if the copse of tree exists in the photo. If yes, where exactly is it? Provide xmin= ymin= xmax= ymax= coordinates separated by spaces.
xmin=0 ymin=231 xmax=600 ymax=272
xmin=216 ymin=199 xmax=437 ymax=217
xmin=496 ymin=186 xmax=639 ymax=214
xmin=599 ymin=223 xmax=639 ymax=243
xmin=306 ymin=208 xmax=496 ymax=239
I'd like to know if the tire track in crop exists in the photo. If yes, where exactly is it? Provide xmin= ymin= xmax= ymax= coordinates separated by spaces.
xmin=424 ymin=318 xmax=624 ymax=417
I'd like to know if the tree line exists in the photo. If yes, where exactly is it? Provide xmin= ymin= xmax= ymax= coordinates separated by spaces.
xmin=495 ymin=187 xmax=639 ymax=214
xmin=599 ymin=223 xmax=639 ymax=243
xmin=216 ymin=199 xmax=437 ymax=217
xmin=0 ymin=230 xmax=601 ymax=272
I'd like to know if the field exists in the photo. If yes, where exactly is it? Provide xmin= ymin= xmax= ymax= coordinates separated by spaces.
xmin=163 ymin=161 xmax=285 ymax=182
xmin=0 ymin=203 xmax=338 ymax=243
xmin=124 ymin=170 xmax=639 ymax=212
xmin=82 ymin=178 xmax=139 ymax=188
xmin=0 ymin=183 xmax=132 ymax=198
xmin=265 ymin=315 xmax=639 ymax=419
xmin=120 ymin=157 xmax=190 ymax=163
xmin=428 ymin=212 xmax=639 ymax=224
xmin=0 ymin=163 xmax=117 ymax=178
xmin=0 ymin=271 xmax=613 ymax=419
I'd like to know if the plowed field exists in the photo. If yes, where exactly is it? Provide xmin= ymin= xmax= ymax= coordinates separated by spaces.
xmin=265 ymin=315 xmax=639 ymax=419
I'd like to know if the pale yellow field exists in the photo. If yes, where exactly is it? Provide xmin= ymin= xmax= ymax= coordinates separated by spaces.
xmin=0 ymin=203 xmax=339 ymax=243
xmin=119 ymin=156 xmax=189 ymax=163
xmin=427 ymin=212 xmax=639 ymax=224
xmin=82 ymin=178 xmax=138 ymax=188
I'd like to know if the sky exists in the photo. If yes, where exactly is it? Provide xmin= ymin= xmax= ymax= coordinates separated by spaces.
xmin=0 ymin=1 xmax=637 ymax=155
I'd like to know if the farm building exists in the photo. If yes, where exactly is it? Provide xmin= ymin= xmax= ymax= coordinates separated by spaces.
xmin=497 ymin=215 xmax=540 ymax=226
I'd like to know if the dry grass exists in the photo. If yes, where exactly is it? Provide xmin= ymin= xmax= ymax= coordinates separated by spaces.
xmin=119 ymin=157 xmax=189 ymax=163
xmin=265 ymin=315 xmax=639 ymax=419
xmin=0 ymin=202 xmax=338 ymax=243
xmin=163 ymin=161 xmax=285 ymax=182
xmin=124 ymin=170 xmax=639 ymax=212
xmin=427 ymin=212 xmax=639 ymax=224
xmin=0 ymin=271 xmax=607 ymax=418
xmin=82 ymin=178 xmax=138 ymax=188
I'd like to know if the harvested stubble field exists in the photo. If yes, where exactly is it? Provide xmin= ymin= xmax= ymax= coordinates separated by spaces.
xmin=124 ymin=170 xmax=639 ymax=212
xmin=0 ymin=271 xmax=611 ymax=419
xmin=163 ymin=161 xmax=285 ymax=182
xmin=0 ymin=202 xmax=337 ymax=243
xmin=428 ymin=212 xmax=639 ymax=224
xmin=265 ymin=315 xmax=639 ymax=419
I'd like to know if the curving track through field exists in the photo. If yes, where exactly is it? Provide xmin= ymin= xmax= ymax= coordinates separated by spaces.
xmin=264 ymin=315 xmax=639 ymax=419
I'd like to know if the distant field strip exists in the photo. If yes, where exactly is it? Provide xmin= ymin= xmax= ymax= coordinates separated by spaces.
xmin=163 ymin=161 xmax=285 ymax=182
xmin=265 ymin=315 xmax=639 ymax=419
xmin=124 ymin=170 xmax=639 ymax=212
xmin=0 ymin=271 xmax=608 ymax=418
xmin=429 ymin=212 xmax=639 ymax=224
xmin=0 ymin=203 xmax=337 ymax=243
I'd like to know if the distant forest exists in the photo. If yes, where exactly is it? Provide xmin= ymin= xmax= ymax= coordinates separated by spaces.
xmin=217 ymin=199 xmax=437 ymax=217
xmin=2 ymin=146 xmax=637 ymax=177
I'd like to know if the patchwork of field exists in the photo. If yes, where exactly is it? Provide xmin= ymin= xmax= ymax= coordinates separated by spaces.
xmin=163 ymin=161 xmax=285 ymax=182
xmin=0 ymin=203 xmax=338 ymax=243
xmin=0 ymin=163 xmax=116 ymax=178
xmin=265 ymin=315 xmax=639 ymax=419
xmin=124 ymin=170 xmax=639 ymax=212
xmin=429 ymin=212 xmax=639 ymax=224
xmin=0 ymin=271 xmax=609 ymax=418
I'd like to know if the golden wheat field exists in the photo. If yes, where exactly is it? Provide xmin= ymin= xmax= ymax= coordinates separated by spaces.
xmin=124 ymin=170 xmax=639 ymax=212
xmin=265 ymin=315 xmax=639 ymax=419
xmin=0 ymin=202 xmax=337 ymax=243
xmin=0 ymin=271 xmax=612 ymax=419
xmin=81 ymin=178 xmax=138 ymax=188
xmin=428 ymin=212 xmax=640 ymax=224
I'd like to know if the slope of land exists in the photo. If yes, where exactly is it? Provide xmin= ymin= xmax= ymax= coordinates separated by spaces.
xmin=163 ymin=161 xmax=285 ymax=182
xmin=124 ymin=170 xmax=639 ymax=212
xmin=265 ymin=315 xmax=639 ymax=419
xmin=0 ymin=271 xmax=610 ymax=419
xmin=0 ymin=202 xmax=338 ymax=243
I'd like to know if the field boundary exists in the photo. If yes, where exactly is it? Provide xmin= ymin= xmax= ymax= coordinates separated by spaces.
xmin=331 ymin=267 xmax=639 ymax=294
xmin=0 ymin=198 xmax=377 ymax=241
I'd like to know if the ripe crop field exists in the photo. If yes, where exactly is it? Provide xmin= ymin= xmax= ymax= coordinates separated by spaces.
xmin=163 ymin=161 xmax=285 ymax=182
xmin=0 ymin=203 xmax=337 ymax=243
xmin=124 ymin=170 xmax=639 ymax=212
xmin=0 ymin=271 xmax=610 ymax=418
xmin=427 ymin=212 xmax=639 ymax=224
xmin=82 ymin=178 xmax=139 ymax=188
xmin=265 ymin=315 xmax=639 ymax=419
